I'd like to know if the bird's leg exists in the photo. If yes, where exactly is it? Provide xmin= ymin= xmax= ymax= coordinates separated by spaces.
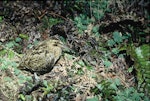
xmin=33 ymin=72 xmax=40 ymax=83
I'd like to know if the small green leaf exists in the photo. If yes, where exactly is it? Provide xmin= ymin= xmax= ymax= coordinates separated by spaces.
xmin=92 ymin=26 xmax=99 ymax=33
xmin=78 ymin=60 xmax=85 ymax=67
xmin=19 ymin=33 xmax=29 ymax=39
xmin=0 ymin=49 xmax=7 ymax=56
xmin=107 ymin=39 xmax=116 ymax=47
xmin=96 ymin=84 xmax=103 ymax=90
xmin=25 ymin=76 xmax=32 ymax=81
xmin=15 ymin=37 xmax=22 ymax=42
xmin=77 ymin=68 xmax=84 ymax=75
xmin=8 ymin=50 xmax=15 ymax=59
xmin=43 ymin=80 xmax=48 ymax=87
xmin=65 ymin=54 xmax=73 ymax=60
xmin=27 ymin=44 xmax=33 ymax=49
xmin=18 ymin=74 xmax=26 ymax=83
xmin=6 ymin=41 xmax=15 ymax=48
xmin=114 ymin=78 xmax=121 ymax=86
xmin=11 ymin=62 xmax=17 ymax=67
xmin=33 ymin=40 xmax=39 ymax=45
xmin=0 ymin=16 xmax=3 ymax=22
xmin=86 ymin=96 xmax=99 ymax=101
xmin=19 ymin=94 xmax=26 ymax=101
xmin=113 ymin=31 xmax=123 ymax=43
xmin=4 ymin=77 xmax=13 ymax=82
xmin=127 ymin=67 xmax=134 ymax=73
xmin=135 ymin=47 xmax=143 ymax=58
xmin=95 ymin=32 xmax=100 ymax=37
xmin=14 ymin=68 xmax=21 ymax=76
xmin=110 ymin=83 xmax=118 ymax=90
xmin=112 ymin=48 xmax=119 ymax=55
xmin=43 ymin=82 xmax=53 ymax=95
xmin=104 ymin=60 xmax=112 ymax=67
xmin=86 ymin=65 xmax=93 ymax=70
xmin=60 ymin=36 xmax=66 ymax=43
xmin=25 ymin=95 xmax=32 ymax=101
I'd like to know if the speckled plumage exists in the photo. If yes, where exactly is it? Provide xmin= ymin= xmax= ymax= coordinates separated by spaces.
xmin=18 ymin=39 xmax=63 ymax=75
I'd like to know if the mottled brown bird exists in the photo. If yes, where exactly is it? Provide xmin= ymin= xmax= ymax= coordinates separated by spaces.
xmin=18 ymin=39 xmax=63 ymax=75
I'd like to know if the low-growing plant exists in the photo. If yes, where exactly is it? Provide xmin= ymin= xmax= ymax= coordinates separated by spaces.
xmin=40 ymin=16 xmax=63 ymax=31
xmin=91 ymin=79 xmax=120 ymax=101
xmin=0 ymin=58 xmax=17 ymax=70
xmin=107 ymin=31 xmax=130 ymax=47
xmin=74 ymin=14 xmax=94 ymax=34
xmin=42 ymin=80 xmax=54 ymax=96
xmin=114 ymin=87 xmax=149 ymax=101
xmin=125 ymin=44 xmax=150 ymax=96
xmin=0 ymin=43 xmax=19 ymax=70
xmin=91 ymin=79 xmax=149 ymax=101
xmin=89 ymin=0 xmax=111 ymax=20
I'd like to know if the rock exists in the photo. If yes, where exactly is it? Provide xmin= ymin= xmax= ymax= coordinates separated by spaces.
xmin=18 ymin=39 xmax=63 ymax=75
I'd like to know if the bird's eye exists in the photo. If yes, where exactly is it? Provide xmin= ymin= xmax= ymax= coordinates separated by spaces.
xmin=53 ymin=42 xmax=58 ymax=46
xmin=54 ymin=44 xmax=58 ymax=46
xmin=54 ymin=41 xmax=60 ymax=46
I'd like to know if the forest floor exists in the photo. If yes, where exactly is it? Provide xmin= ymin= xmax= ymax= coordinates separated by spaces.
xmin=0 ymin=1 xmax=149 ymax=101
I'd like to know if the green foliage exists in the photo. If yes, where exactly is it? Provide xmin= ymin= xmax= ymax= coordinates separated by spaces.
xmin=77 ymin=60 xmax=85 ymax=67
xmin=5 ymin=41 xmax=18 ymax=48
xmin=74 ymin=14 xmax=100 ymax=36
xmin=15 ymin=37 xmax=22 ymax=42
xmin=41 ymin=16 xmax=63 ymax=30
xmin=73 ymin=1 xmax=110 ymax=35
xmin=113 ymin=31 xmax=124 ymax=43
xmin=89 ymin=0 xmax=110 ymax=20
xmin=42 ymin=80 xmax=54 ymax=95
xmin=72 ymin=0 xmax=111 ymax=22
xmin=14 ymin=68 xmax=21 ymax=75
xmin=92 ymin=25 xmax=100 ymax=37
xmin=0 ymin=37 xmax=23 ymax=71
xmin=2 ymin=36 xmax=24 ymax=53
xmin=74 ymin=14 xmax=93 ymax=34
xmin=19 ymin=94 xmax=32 ymax=101
xmin=77 ymin=60 xmax=93 ymax=70
xmin=17 ymin=74 xmax=32 ymax=84
xmin=111 ymin=48 xmax=119 ymax=55
xmin=92 ymin=79 xmax=118 ymax=101
xmin=114 ymin=87 xmax=149 ymax=101
xmin=86 ymin=96 xmax=99 ymax=101
xmin=19 ymin=94 xmax=26 ymax=101
xmin=4 ymin=77 xmax=13 ymax=82
xmin=107 ymin=31 xmax=127 ymax=47
xmin=0 ymin=46 xmax=18 ymax=70
xmin=127 ymin=66 xmax=134 ymax=73
xmin=125 ymin=44 xmax=150 ymax=96
xmin=27 ymin=39 xmax=39 ymax=49
xmin=2 ymin=38 xmax=23 ymax=53
xmin=0 ymin=58 xmax=17 ymax=70
xmin=0 ymin=16 xmax=3 ymax=22
xmin=107 ymin=39 xmax=116 ymax=47
xmin=48 ymin=17 xmax=63 ymax=26
xmin=73 ymin=60 xmax=93 ymax=75
xmin=91 ymin=79 xmax=149 ymax=101
xmin=103 ymin=60 xmax=112 ymax=68
xmin=19 ymin=33 xmax=29 ymax=40
xmin=66 ymin=1 xmax=149 ymax=100
xmin=92 ymin=25 xmax=99 ymax=33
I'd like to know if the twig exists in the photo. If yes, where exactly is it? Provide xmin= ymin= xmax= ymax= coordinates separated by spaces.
xmin=48 ymin=12 xmax=69 ymax=21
